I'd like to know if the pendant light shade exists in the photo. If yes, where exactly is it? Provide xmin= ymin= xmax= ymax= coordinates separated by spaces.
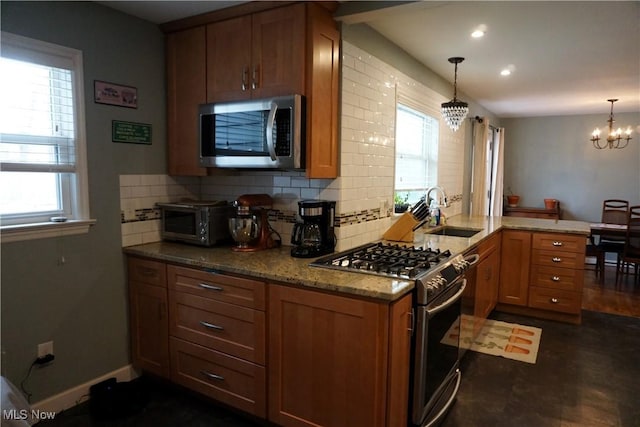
xmin=441 ymin=57 xmax=469 ymax=132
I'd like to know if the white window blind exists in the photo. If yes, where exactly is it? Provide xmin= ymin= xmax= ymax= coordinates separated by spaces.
xmin=395 ymin=102 xmax=438 ymax=204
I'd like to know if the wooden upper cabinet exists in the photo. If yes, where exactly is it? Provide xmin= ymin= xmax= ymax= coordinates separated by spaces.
xmin=206 ymin=4 xmax=305 ymax=102
xmin=206 ymin=15 xmax=252 ymax=102
xmin=166 ymin=27 xmax=207 ymax=176
xmin=305 ymin=2 xmax=340 ymax=178
xmin=166 ymin=2 xmax=340 ymax=178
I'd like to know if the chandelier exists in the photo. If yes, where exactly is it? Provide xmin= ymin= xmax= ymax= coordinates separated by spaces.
xmin=441 ymin=57 xmax=469 ymax=132
xmin=590 ymin=99 xmax=632 ymax=149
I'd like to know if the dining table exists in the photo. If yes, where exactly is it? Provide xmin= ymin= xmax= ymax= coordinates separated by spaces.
xmin=589 ymin=222 xmax=628 ymax=238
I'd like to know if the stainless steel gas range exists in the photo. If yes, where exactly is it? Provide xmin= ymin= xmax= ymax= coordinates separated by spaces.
xmin=311 ymin=241 xmax=478 ymax=427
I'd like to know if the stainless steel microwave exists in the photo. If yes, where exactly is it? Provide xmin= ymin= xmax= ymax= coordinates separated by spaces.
xmin=156 ymin=201 xmax=234 ymax=247
xmin=199 ymin=94 xmax=304 ymax=170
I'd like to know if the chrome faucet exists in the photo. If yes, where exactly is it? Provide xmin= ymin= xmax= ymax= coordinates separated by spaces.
xmin=426 ymin=186 xmax=449 ymax=208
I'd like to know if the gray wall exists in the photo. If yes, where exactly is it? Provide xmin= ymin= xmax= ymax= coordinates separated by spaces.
xmin=502 ymin=113 xmax=640 ymax=221
xmin=1 ymin=1 xmax=166 ymax=401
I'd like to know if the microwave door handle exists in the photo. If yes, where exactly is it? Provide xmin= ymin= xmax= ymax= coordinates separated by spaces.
xmin=266 ymin=102 xmax=278 ymax=161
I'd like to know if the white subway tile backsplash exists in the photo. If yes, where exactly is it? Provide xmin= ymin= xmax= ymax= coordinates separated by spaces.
xmin=119 ymin=42 xmax=466 ymax=250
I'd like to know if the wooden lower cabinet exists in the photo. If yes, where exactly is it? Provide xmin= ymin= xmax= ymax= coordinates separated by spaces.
xmin=170 ymin=337 xmax=266 ymax=417
xmin=167 ymin=265 xmax=267 ymax=417
xmin=497 ymin=231 xmax=586 ymax=324
xmin=498 ymin=230 xmax=532 ymax=306
xmin=128 ymin=258 xmax=170 ymax=378
xmin=268 ymin=284 xmax=411 ymax=427
xmin=128 ymin=257 xmax=413 ymax=425
xmin=474 ymin=233 xmax=502 ymax=324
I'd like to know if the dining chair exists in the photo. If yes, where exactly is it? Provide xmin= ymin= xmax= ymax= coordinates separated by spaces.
xmin=617 ymin=205 xmax=640 ymax=285
xmin=597 ymin=199 xmax=629 ymax=274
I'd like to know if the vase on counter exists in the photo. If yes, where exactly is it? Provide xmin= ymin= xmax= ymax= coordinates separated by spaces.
xmin=506 ymin=195 xmax=520 ymax=207
xmin=544 ymin=198 xmax=558 ymax=210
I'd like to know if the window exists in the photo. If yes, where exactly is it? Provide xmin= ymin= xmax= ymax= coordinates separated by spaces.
xmin=0 ymin=32 xmax=90 ymax=236
xmin=394 ymin=102 xmax=438 ymax=207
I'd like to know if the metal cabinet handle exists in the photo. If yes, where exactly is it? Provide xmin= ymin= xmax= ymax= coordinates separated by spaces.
xmin=551 ymin=276 xmax=560 ymax=282
xmin=552 ymin=241 xmax=563 ymax=246
xmin=200 ymin=321 xmax=224 ymax=331
xmin=251 ymin=65 xmax=259 ymax=89
xmin=550 ymin=297 xmax=559 ymax=304
xmin=139 ymin=267 xmax=156 ymax=277
xmin=242 ymin=67 xmax=248 ymax=91
xmin=200 ymin=370 xmax=224 ymax=381
xmin=552 ymin=257 xmax=562 ymax=263
xmin=199 ymin=283 xmax=223 ymax=291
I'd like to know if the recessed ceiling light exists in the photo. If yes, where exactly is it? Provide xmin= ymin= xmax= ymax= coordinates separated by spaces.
xmin=500 ymin=64 xmax=516 ymax=76
xmin=471 ymin=25 xmax=487 ymax=39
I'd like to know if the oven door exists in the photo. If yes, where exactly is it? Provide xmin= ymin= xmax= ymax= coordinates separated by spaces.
xmin=411 ymin=278 xmax=466 ymax=427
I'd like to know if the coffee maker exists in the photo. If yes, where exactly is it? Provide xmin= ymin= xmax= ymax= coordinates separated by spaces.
xmin=228 ymin=194 xmax=281 ymax=252
xmin=291 ymin=200 xmax=336 ymax=258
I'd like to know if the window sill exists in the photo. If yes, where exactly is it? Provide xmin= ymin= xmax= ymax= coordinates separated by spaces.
xmin=1 ymin=219 xmax=97 ymax=243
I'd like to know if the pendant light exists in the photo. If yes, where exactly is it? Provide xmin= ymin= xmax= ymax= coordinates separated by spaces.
xmin=441 ymin=57 xmax=469 ymax=132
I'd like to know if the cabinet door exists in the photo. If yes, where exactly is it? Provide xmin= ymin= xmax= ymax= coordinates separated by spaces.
xmin=129 ymin=281 xmax=169 ymax=377
xmin=268 ymin=284 xmax=388 ymax=427
xmin=206 ymin=15 xmax=252 ymax=102
xmin=167 ymin=27 xmax=207 ymax=176
xmin=476 ymin=249 xmax=501 ymax=318
xmin=251 ymin=4 xmax=305 ymax=98
xmin=499 ymin=230 xmax=531 ymax=306
xmin=305 ymin=2 xmax=340 ymax=178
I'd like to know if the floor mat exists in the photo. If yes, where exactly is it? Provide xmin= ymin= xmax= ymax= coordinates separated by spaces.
xmin=442 ymin=316 xmax=542 ymax=364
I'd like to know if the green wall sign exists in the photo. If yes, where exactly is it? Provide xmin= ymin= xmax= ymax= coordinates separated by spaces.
xmin=112 ymin=120 xmax=152 ymax=144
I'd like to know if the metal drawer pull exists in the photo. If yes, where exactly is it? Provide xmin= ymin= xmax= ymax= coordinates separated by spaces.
xmin=199 ymin=283 xmax=223 ymax=291
xmin=552 ymin=241 xmax=563 ymax=246
xmin=550 ymin=297 xmax=559 ymax=304
xmin=200 ymin=370 xmax=224 ymax=381
xmin=551 ymin=276 xmax=560 ymax=282
xmin=200 ymin=321 xmax=224 ymax=331
xmin=140 ymin=268 xmax=156 ymax=276
xmin=552 ymin=257 xmax=562 ymax=263
xmin=241 ymin=67 xmax=248 ymax=91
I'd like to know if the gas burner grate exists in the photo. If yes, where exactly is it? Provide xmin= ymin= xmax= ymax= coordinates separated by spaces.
xmin=311 ymin=242 xmax=452 ymax=280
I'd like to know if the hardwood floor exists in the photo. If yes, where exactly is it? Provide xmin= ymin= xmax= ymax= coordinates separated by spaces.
xmin=582 ymin=262 xmax=640 ymax=318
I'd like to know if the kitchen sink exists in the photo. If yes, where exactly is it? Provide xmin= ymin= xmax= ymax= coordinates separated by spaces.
xmin=425 ymin=227 xmax=482 ymax=238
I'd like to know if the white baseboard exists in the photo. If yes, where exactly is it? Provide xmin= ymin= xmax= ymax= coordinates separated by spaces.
xmin=31 ymin=365 xmax=139 ymax=414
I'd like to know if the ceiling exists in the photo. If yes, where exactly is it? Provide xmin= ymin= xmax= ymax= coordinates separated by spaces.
xmin=98 ymin=1 xmax=640 ymax=119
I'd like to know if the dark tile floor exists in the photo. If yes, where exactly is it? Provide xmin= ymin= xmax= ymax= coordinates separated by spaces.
xmin=40 ymin=310 xmax=640 ymax=427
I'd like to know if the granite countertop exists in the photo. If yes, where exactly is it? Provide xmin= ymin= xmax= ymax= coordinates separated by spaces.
xmin=123 ymin=215 xmax=590 ymax=303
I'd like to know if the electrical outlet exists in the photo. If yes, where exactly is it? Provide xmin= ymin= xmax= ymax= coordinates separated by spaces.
xmin=38 ymin=341 xmax=54 ymax=358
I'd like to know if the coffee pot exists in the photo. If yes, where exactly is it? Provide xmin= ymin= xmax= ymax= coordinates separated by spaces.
xmin=228 ymin=194 xmax=281 ymax=251
xmin=291 ymin=200 xmax=336 ymax=258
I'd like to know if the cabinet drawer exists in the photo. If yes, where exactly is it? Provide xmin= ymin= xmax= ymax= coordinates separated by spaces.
xmin=530 ymin=265 xmax=583 ymax=292
xmin=528 ymin=286 xmax=581 ymax=314
xmin=128 ymin=257 xmax=166 ymax=287
xmin=170 ymin=337 xmax=266 ymax=417
xmin=168 ymin=265 xmax=265 ymax=310
xmin=169 ymin=291 xmax=265 ymax=364
xmin=532 ymin=233 xmax=585 ymax=253
xmin=531 ymin=249 xmax=585 ymax=269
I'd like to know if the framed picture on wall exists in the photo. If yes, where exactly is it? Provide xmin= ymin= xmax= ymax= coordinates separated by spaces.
xmin=94 ymin=80 xmax=137 ymax=108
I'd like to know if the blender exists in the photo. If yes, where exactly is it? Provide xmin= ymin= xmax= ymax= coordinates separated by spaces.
xmin=228 ymin=194 xmax=281 ymax=251
xmin=291 ymin=200 xmax=336 ymax=258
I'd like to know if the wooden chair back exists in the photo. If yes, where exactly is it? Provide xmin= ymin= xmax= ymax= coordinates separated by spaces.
xmin=623 ymin=205 xmax=640 ymax=262
xmin=601 ymin=199 xmax=629 ymax=242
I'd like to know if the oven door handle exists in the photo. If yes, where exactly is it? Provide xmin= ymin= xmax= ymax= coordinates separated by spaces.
xmin=422 ymin=369 xmax=462 ymax=427
xmin=426 ymin=279 xmax=466 ymax=318
xmin=266 ymin=101 xmax=278 ymax=161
